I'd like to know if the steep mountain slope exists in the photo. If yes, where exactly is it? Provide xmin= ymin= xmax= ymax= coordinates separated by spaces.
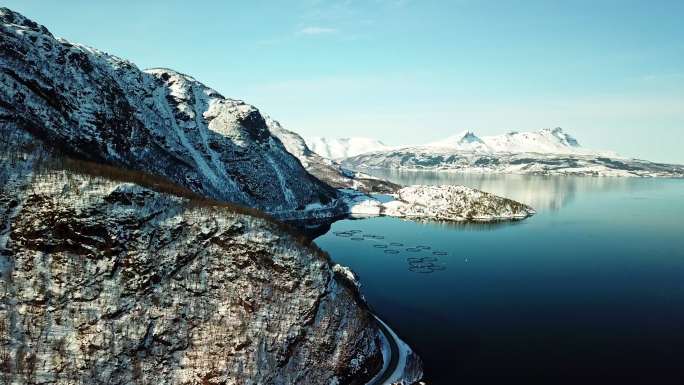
xmin=0 ymin=139 xmax=423 ymax=385
xmin=266 ymin=118 xmax=400 ymax=193
xmin=307 ymin=137 xmax=391 ymax=160
xmin=0 ymin=8 xmax=341 ymax=219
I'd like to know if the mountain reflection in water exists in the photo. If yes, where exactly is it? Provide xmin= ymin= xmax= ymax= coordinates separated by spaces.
xmin=359 ymin=168 xmax=660 ymax=212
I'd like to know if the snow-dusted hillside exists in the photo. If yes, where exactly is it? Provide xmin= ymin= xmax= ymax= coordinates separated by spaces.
xmin=307 ymin=137 xmax=391 ymax=159
xmin=341 ymin=185 xmax=535 ymax=221
xmin=343 ymin=149 xmax=684 ymax=177
xmin=0 ymin=148 xmax=423 ymax=385
xmin=0 ymin=8 xmax=342 ymax=219
xmin=267 ymin=118 xmax=400 ymax=193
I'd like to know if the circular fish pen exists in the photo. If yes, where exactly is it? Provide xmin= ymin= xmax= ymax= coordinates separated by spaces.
xmin=407 ymin=257 xmax=446 ymax=273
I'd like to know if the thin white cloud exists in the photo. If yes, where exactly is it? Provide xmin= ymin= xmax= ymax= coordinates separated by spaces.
xmin=298 ymin=26 xmax=338 ymax=35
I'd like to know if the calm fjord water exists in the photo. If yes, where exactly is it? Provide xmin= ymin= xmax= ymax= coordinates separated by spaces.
xmin=315 ymin=171 xmax=684 ymax=385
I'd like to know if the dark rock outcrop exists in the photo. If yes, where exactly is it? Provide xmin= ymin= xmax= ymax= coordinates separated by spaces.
xmin=0 ymin=152 xmax=387 ymax=385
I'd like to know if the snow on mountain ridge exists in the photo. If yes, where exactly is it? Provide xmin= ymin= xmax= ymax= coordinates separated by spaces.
xmin=480 ymin=127 xmax=588 ymax=155
xmin=266 ymin=118 xmax=402 ymax=193
xmin=426 ymin=130 xmax=491 ymax=152
xmin=0 ymin=9 xmax=343 ymax=218
xmin=306 ymin=137 xmax=391 ymax=159
xmin=312 ymin=127 xmax=610 ymax=159
xmin=424 ymin=127 xmax=597 ymax=155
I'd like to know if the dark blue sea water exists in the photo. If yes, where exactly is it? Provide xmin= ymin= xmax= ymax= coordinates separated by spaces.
xmin=315 ymin=172 xmax=684 ymax=385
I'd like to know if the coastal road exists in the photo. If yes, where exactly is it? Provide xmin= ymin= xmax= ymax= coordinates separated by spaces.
xmin=367 ymin=315 xmax=401 ymax=385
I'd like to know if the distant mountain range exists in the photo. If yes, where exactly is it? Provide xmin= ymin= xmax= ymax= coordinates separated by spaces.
xmin=266 ymin=118 xmax=401 ymax=193
xmin=309 ymin=128 xmax=684 ymax=177
xmin=309 ymin=127 xmax=611 ymax=158
xmin=424 ymin=127 xmax=614 ymax=156
xmin=307 ymin=137 xmax=391 ymax=159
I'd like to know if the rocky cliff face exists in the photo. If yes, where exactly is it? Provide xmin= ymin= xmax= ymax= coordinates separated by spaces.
xmin=0 ymin=8 xmax=342 ymax=219
xmin=0 ymin=149 xmax=396 ymax=385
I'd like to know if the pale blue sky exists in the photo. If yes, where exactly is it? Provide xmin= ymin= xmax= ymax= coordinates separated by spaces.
xmin=5 ymin=0 xmax=684 ymax=163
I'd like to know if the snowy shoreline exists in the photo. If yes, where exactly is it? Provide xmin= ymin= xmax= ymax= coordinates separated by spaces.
xmin=350 ymin=164 xmax=684 ymax=178
xmin=341 ymin=185 xmax=535 ymax=223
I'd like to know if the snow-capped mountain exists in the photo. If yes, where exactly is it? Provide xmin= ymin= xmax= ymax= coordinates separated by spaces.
xmin=314 ymin=127 xmax=619 ymax=156
xmin=267 ymin=118 xmax=400 ymax=193
xmin=426 ymin=130 xmax=491 ymax=152
xmin=343 ymin=149 xmax=684 ymax=177
xmin=479 ymin=127 xmax=589 ymax=155
xmin=0 ymin=8 xmax=342 ymax=219
xmin=306 ymin=137 xmax=391 ymax=159
xmin=310 ymin=128 xmax=682 ymax=177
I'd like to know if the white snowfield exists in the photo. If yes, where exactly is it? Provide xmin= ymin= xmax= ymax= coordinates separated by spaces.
xmin=316 ymin=128 xmax=613 ymax=158
xmin=306 ymin=137 xmax=392 ymax=160
xmin=425 ymin=127 xmax=615 ymax=156
xmin=342 ymin=185 xmax=535 ymax=221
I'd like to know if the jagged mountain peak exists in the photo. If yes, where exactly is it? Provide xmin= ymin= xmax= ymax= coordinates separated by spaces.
xmin=422 ymin=127 xmax=585 ymax=155
xmin=425 ymin=130 xmax=489 ymax=151
xmin=460 ymin=130 xmax=480 ymax=141
xmin=445 ymin=130 xmax=483 ymax=143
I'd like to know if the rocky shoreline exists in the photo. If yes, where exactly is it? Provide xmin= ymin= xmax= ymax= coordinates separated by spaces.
xmin=341 ymin=185 xmax=535 ymax=222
